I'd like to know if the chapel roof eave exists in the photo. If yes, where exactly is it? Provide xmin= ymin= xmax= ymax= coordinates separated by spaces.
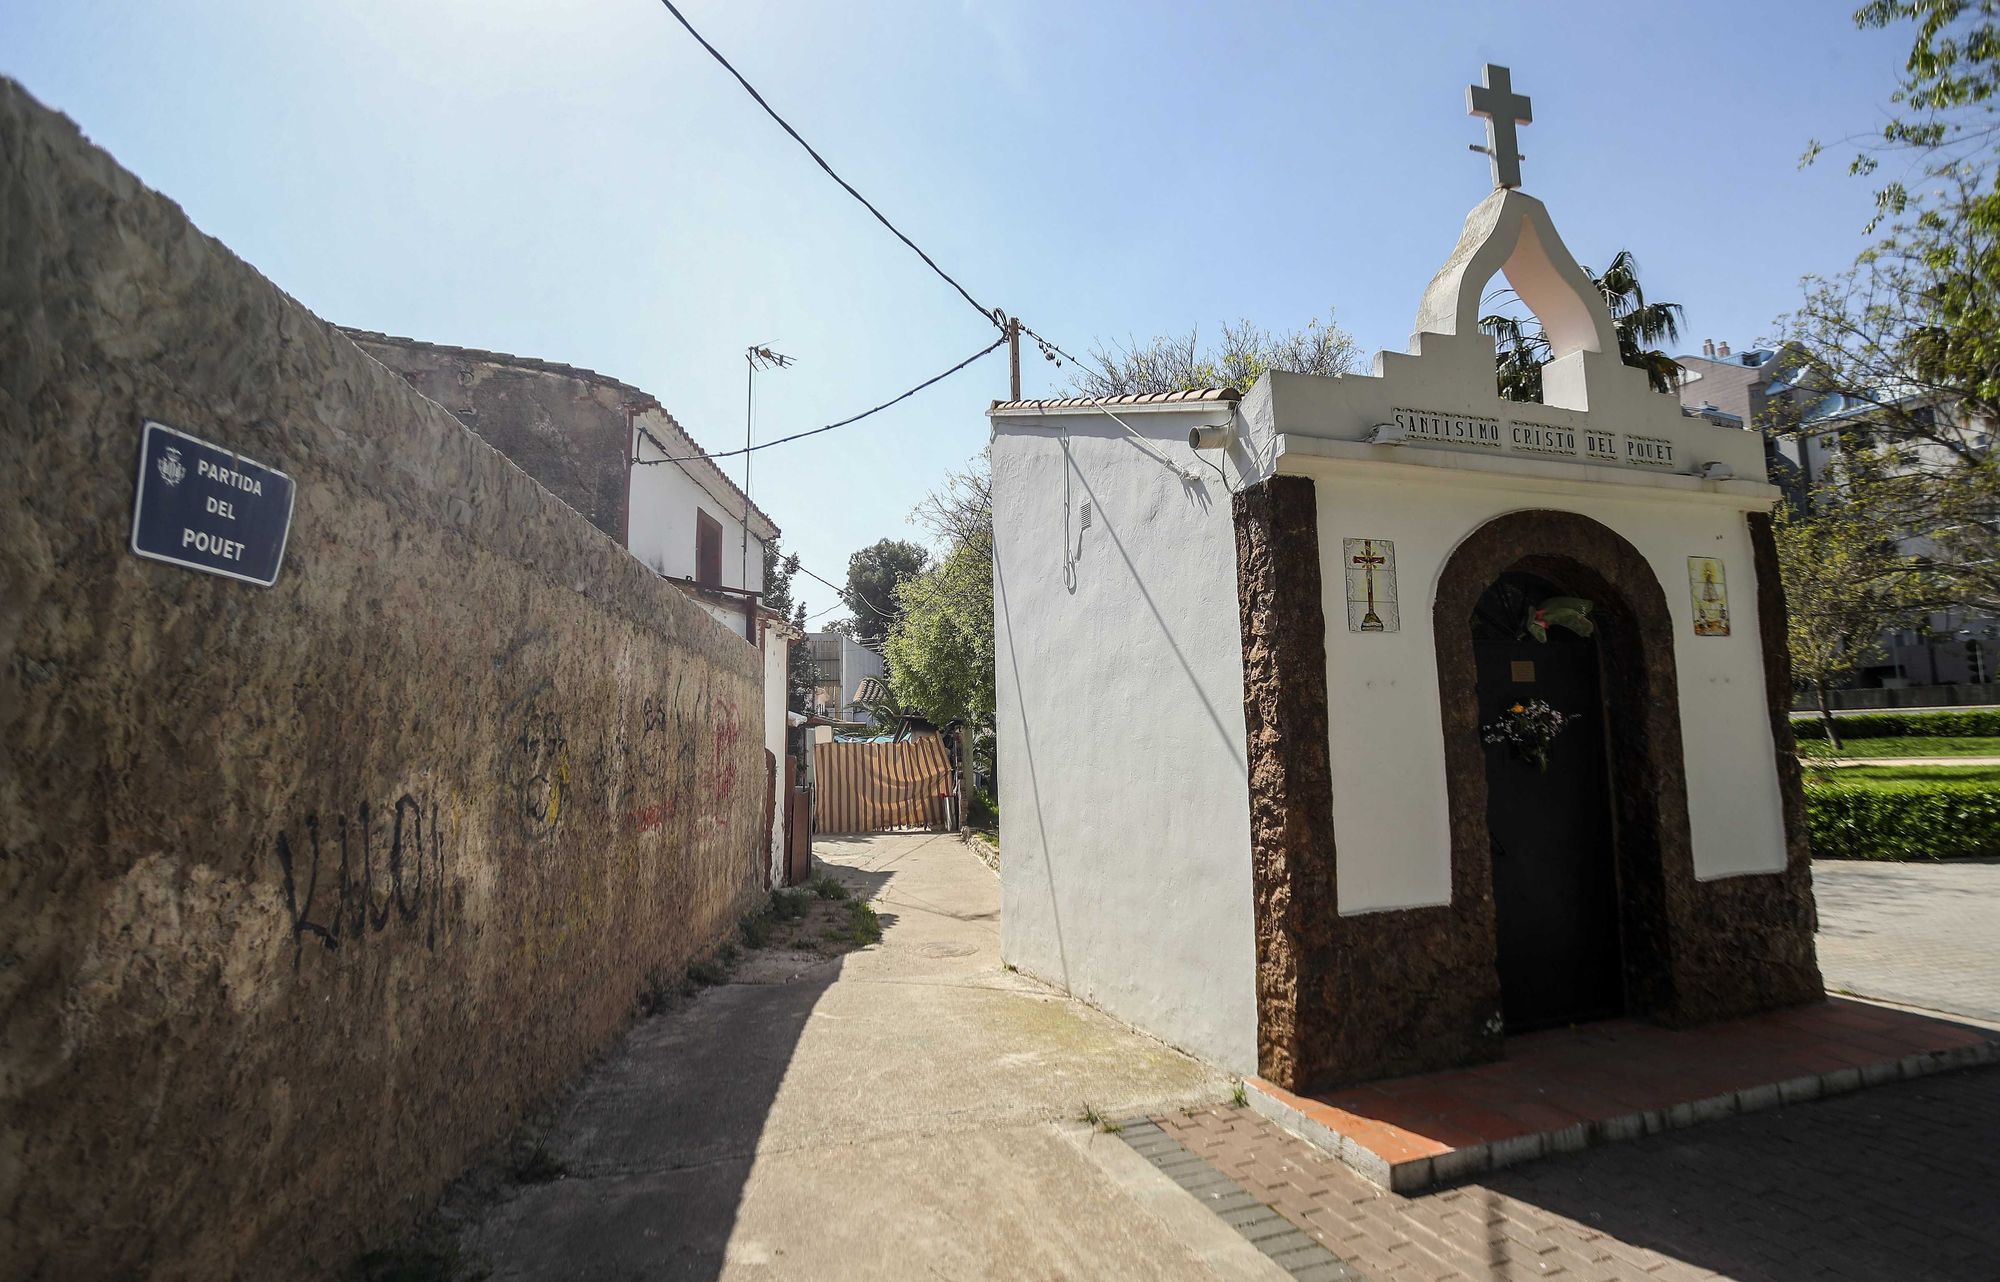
xmin=988 ymin=387 xmax=1241 ymax=415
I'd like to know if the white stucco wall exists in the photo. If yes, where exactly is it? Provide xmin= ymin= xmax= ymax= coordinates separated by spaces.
xmin=627 ymin=409 xmax=770 ymax=595
xmin=764 ymin=626 xmax=789 ymax=882
xmin=990 ymin=405 xmax=1259 ymax=1073
xmin=1292 ymin=458 xmax=1788 ymax=914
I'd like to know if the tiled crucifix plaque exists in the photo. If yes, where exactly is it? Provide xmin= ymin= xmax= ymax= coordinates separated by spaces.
xmin=1344 ymin=538 xmax=1399 ymax=633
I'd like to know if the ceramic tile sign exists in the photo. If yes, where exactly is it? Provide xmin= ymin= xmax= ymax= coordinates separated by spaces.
xmin=131 ymin=419 xmax=295 ymax=587
xmin=1344 ymin=538 xmax=1400 ymax=633
xmin=1688 ymin=556 xmax=1730 ymax=636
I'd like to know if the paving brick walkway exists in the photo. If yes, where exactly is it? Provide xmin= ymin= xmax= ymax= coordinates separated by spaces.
xmin=1814 ymin=857 xmax=2000 ymax=1024
xmin=1138 ymin=1064 xmax=2000 ymax=1281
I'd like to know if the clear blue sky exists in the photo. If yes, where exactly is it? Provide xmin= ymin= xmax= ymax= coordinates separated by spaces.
xmin=2 ymin=1 xmax=1910 ymax=622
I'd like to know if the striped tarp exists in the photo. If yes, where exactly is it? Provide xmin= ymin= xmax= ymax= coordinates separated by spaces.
xmin=813 ymin=733 xmax=955 ymax=834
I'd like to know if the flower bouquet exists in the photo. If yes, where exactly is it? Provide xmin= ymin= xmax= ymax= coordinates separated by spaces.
xmin=1480 ymin=698 xmax=1573 ymax=772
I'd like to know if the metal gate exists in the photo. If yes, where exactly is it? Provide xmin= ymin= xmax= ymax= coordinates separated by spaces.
xmin=812 ymin=733 xmax=955 ymax=834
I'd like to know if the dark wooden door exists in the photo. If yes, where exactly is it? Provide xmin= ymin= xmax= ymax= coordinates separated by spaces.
xmin=1474 ymin=580 xmax=1624 ymax=1032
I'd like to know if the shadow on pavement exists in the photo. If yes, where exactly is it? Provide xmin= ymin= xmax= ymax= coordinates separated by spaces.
xmin=459 ymin=852 xmax=894 ymax=1281
xmin=1476 ymin=1064 xmax=2000 ymax=1281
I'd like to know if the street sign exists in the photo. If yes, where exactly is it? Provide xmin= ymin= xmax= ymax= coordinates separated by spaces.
xmin=130 ymin=419 xmax=295 ymax=587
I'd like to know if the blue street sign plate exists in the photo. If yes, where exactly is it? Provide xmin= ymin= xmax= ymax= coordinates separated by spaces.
xmin=130 ymin=419 xmax=296 ymax=587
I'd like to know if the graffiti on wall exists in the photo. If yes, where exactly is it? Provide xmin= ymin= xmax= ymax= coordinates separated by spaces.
xmin=275 ymin=793 xmax=450 ymax=969
xmin=503 ymin=685 xmax=571 ymax=838
xmin=624 ymin=675 xmax=747 ymax=838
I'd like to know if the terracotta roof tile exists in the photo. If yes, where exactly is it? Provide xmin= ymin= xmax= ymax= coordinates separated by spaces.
xmin=989 ymin=387 xmax=1241 ymax=412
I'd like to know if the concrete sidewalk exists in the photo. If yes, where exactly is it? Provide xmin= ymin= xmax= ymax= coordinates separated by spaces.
xmin=458 ymin=833 xmax=1259 ymax=1280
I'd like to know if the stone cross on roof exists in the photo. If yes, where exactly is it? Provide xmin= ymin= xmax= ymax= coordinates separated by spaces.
xmin=1467 ymin=63 xmax=1532 ymax=191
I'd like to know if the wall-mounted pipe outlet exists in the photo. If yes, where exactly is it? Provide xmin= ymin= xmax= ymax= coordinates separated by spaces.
xmin=1189 ymin=423 xmax=1233 ymax=450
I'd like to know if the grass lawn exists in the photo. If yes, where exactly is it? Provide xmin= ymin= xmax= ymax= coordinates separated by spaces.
xmin=1800 ymin=735 xmax=2000 ymax=759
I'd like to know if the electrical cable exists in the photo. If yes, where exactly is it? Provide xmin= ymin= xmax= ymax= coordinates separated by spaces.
xmin=790 ymin=557 xmax=898 ymax=622
xmin=1016 ymin=320 xmax=1099 ymax=379
xmin=655 ymin=0 xmax=1002 ymax=333
xmin=634 ymin=333 xmax=1008 ymax=465
xmin=1088 ymin=402 xmax=1200 ymax=481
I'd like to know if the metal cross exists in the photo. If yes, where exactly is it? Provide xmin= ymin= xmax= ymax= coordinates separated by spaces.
xmin=1467 ymin=64 xmax=1532 ymax=190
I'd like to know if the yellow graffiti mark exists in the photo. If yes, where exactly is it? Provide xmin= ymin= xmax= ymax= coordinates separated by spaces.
xmin=546 ymin=754 xmax=570 ymax=826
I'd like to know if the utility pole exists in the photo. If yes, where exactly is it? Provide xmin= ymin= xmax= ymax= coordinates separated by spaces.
xmin=992 ymin=306 xmax=1024 ymax=398
xmin=958 ymin=311 xmax=1017 ymax=831
xmin=996 ymin=310 xmax=1022 ymax=401
xmin=1009 ymin=316 xmax=1022 ymax=401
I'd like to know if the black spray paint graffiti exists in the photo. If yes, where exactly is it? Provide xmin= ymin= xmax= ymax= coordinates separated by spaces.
xmin=276 ymin=794 xmax=449 ymax=969
xmin=502 ymin=686 xmax=571 ymax=838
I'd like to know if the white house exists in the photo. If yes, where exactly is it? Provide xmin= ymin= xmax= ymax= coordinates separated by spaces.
xmin=989 ymin=68 xmax=1820 ymax=1091
xmin=629 ymin=409 xmax=778 ymax=643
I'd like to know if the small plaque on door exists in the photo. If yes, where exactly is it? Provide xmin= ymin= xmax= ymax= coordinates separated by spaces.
xmin=1510 ymin=660 xmax=1536 ymax=683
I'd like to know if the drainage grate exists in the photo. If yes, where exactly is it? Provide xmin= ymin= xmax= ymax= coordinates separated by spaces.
xmin=1114 ymin=1118 xmax=1364 ymax=1281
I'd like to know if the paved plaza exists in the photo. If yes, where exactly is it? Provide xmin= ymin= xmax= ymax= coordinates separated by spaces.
xmin=450 ymin=839 xmax=2000 ymax=1280
xmin=1813 ymin=857 xmax=2000 ymax=1024
xmin=1135 ymin=1067 xmax=2000 ymax=1282
xmin=1112 ymin=856 xmax=2000 ymax=1281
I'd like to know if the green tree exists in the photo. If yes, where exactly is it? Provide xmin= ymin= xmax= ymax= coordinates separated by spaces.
xmin=762 ymin=540 xmax=798 ymax=619
xmin=1783 ymin=0 xmax=2000 ymax=607
xmin=785 ymin=599 xmax=818 ymax=714
xmin=1070 ymin=311 xmax=1361 ymax=397
xmin=885 ymin=456 xmax=996 ymax=814
xmin=843 ymin=539 xmax=927 ymax=648
xmin=885 ymin=539 xmax=993 ymax=723
xmin=1480 ymin=251 xmax=1687 ymax=402
xmin=1774 ymin=467 xmax=1928 ymax=747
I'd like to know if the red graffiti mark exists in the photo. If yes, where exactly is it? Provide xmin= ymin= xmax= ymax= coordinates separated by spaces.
xmin=628 ymin=798 xmax=677 ymax=834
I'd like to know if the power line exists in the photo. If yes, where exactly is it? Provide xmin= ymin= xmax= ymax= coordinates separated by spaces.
xmin=655 ymin=0 xmax=1002 ymax=334
xmin=766 ymin=550 xmax=899 ymax=625
xmin=803 ymin=599 xmax=846 ymax=624
xmin=790 ymin=557 xmax=897 ymax=622
xmin=635 ymin=333 xmax=1008 ymax=465
xmin=1016 ymin=320 xmax=1097 ymax=380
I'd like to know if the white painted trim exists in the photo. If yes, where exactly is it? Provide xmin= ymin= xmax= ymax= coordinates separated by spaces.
xmin=1274 ymin=435 xmax=1780 ymax=509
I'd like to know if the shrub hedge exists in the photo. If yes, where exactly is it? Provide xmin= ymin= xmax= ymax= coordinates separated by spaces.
xmin=1805 ymin=774 xmax=2000 ymax=860
xmin=1791 ymin=708 xmax=2000 ymax=741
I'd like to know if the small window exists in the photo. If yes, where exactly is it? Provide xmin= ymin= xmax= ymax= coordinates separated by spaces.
xmin=696 ymin=509 xmax=722 ymax=588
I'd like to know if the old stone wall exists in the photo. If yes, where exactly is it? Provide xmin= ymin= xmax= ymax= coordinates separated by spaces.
xmin=344 ymin=331 xmax=636 ymax=544
xmin=0 ymin=80 xmax=766 ymax=1280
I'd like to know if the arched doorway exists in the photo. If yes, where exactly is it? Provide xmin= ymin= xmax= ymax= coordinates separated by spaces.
xmin=1472 ymin=570 xmax=1623 ymax=1030
xmin=1434 ymin=510 xmax=1689 ymax=1030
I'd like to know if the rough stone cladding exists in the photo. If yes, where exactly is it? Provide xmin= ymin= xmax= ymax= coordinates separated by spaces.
xmin=1235 ymin=477 xmax=1498 ymax=1093
xmin=345 ymin=333 xmax=637 ymax=543
xmin=0 ymin=80 xmax=766 ymax=1281
xmin=1236 ymin=484 xmax=1821 ymax=1094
